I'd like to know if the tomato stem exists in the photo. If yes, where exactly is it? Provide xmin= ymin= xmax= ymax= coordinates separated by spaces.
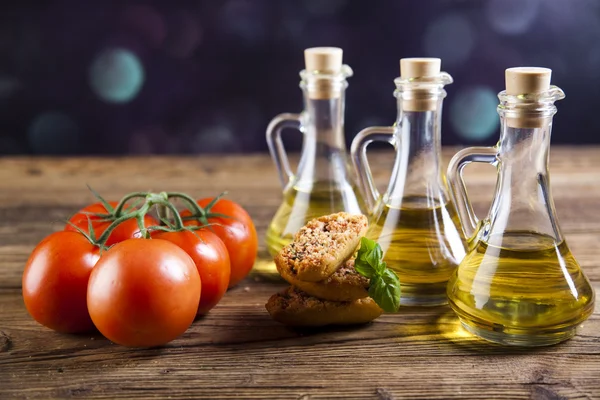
xmin=82 ymin=188 xmax=235 ymax=247
xmin=95 ymin=211 xmax=139 ymax=245
xmin=163 ymin=202 xmax=186 ymax=230
xmin=113 ymin=192 xmax=150 ymax=217
xmin=165 ymin=192 xmax=206 ymax=218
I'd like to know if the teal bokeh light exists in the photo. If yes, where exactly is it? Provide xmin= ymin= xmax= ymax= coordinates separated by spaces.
xmin=89 ymin=48 xmax=144 ymax=103
xmin=424 ymin=13 xmax=475 ymax=66
xmin=28 ymin=112 xmax=79 ymax=154
xmin=450 ymin=86 xmax=499 ymax=141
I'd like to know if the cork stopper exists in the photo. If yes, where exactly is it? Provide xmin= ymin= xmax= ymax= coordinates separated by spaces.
xmin=505 ymin=67 xmax=553 ymax=128
xmin=303 ymin=47 xmax=345 ymax=99
xmin=399 ymin=58 xmax=442 ymax=112
xmin=505 ymin=67 xmax=552 ymax=96
xmin=400 ymin=58 xmax=441 ymax=79
xmin=304 ymin=47 xmax=343 ymax=74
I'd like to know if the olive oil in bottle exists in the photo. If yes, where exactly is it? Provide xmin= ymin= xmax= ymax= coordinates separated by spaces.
xmin=446 ymin=67 xmax=595 ymax=346
xmin=351 ymin=58 xmax=466 ymax=305
xmin=447 ymin=232 xmax=595 ymax=346
xmin=260 ymin=47 xmax=366 ymax=278
xmin=264 ymin=182 xmax=366 ymax=259
xmin=367 ymin=196 xmax=466 ymax=305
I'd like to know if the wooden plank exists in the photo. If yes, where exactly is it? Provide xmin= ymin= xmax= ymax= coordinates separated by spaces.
xmin=1 ymin=281 xmax=599 ymax=399
xmin=1 ymin=148 xmax=599 ymax=399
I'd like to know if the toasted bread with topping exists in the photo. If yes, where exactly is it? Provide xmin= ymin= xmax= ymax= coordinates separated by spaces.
xmin=276 ymin=257 xmax=369 ymax=302
xmin=275 ymin=212 xmax=368 ymax=282
xmin=266 ymin=286 xmax=382 ymax=327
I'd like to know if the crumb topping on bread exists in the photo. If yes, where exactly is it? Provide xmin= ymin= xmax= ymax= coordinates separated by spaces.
xmin=272 ymin=286 xmax=372 ymax=310
xmin=280 ymin=212 xmax=367 ymax=274
xmin=324 ymin=259 xmax=369 ymax=288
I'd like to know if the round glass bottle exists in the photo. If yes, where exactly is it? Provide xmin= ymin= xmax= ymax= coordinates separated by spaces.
xmin=446 ymin=67 xmax=595 ymax=346
xmin=257 ymin=47 xmax=367 ymax=278
xmin=351 ymin=58 xmax=467 ymax=306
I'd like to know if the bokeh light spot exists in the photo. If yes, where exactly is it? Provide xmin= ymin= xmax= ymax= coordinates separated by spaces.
xmin=486 ymin=0 xmax=540 ymax=35
xmin=129 ymin=126 xmax=178 ymax=154
xmin=219 ymin=0 xmax=267 ymax=45
xmin=0 ymin=76 xmax=20 ymax=99
xmin=279 ymin=3 xmax=305 ymax=41
xmin=89 ymin=48 xmax=145 ymax=104
xmin=424 ymin=13 xmax=475 ymax=66
xmin=164 ymin=11 xmax=202 ymax=59
xmin=120 ymin=4 xmax=167 ymax=48
xmin=450 ymin=86 xmax=499 ymax=141
xmin=192 ymin=124 xmax=239 ymax=153
xmin=528 ymin=53 xmax=567 ymax=77
xmin=28 ymin=112 xmax=79 ymax=154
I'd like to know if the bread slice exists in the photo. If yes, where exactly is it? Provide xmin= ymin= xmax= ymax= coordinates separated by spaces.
xmin=266 ymin=286 xmax=382 ymax=327
xmin=275 ymin=212 xmax=368 ymax=282
xmin=277 ymin=257 xmax=369 ymax=302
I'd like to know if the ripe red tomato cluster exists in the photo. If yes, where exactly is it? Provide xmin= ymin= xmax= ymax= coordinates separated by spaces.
xmin=22 ymin=196 xmax=258 ymax=347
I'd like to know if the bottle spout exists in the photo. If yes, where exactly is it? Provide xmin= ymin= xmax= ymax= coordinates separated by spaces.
xmin=304 ymin=47 xmax=343 ymax=74
xmin=301 ymin=47 xmax=352 ymax=99
xmin=505 ymin=67 xmax=551 ymax=96
xmin=400 ymin=57 xmax=441 ymax=79
xmin=395 ymin=57 xmax=453 ymax=112
xmin=499 ymin=67 xmax=565 ymax=129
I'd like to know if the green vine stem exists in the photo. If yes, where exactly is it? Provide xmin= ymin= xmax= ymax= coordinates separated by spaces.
xmin=113 ymin=192 xmax=150 ymax=217
xmin=95 ymin=209 xmax=143 ymax=245
xmin=165 ymin=192 xmax=206 ymax=218
xmin=74 ymin=188 xmax=235 ymax=248
xmin=160 ymin=201 xmax=186 ymax=231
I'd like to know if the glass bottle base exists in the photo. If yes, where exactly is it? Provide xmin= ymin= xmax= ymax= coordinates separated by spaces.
xmin=458 ymin=318 xmax=577 ymax=347
xmin=399 ymin=282 xmax=449 ymax=306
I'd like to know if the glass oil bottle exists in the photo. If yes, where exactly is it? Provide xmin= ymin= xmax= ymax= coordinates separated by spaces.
xmin=446 ymin=67 xmax=595 ymax=346
xmin=351 ymin=58 xmax=467 ymax=306
xmin=257 ymin=47 xmax=367 ymax=278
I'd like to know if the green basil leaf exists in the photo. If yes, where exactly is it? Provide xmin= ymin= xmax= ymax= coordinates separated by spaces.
xmin=354 ymin=257 xmax=376 ymax=278
xmin=368 ymin=269 xmax=401 ymax=313
xmin=355 ymin=237 xmax=380 ymax=278
xmin=358 ymin=237 xmax=383 ymax=266
xmin=356 ymin=237 xmax=376 ymax=261
xmin=373 ymin=257 xmax=386 ymax=275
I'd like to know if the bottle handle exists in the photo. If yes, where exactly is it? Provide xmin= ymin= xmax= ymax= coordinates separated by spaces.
xmin=350 ymin=126 xmax=396 ymax=212
xmin=447 ymin=146 xmax=498 ymax=239
xmin=266 ymin=113 xmax=303 ymax=188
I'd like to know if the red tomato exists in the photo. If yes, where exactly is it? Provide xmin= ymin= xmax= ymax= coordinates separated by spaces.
xmin=181 ymin=198 xmax=257 ymax=288
xmin=65 ymin=201 xmax=157 ymax=246
xmin=87 ymin=239 xmax=201 ymax=347
xmin=153 ymin=230 xmax=230 ymax=315
xmin=22 ymin=231 xmax=100 ymax=333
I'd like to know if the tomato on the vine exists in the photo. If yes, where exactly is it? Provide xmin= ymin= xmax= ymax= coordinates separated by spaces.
xmin=87 ymin=239 xmax=201 ymax=347
xmin=22 ymin=231 xmax=100 ymax=333
xmin=65 ymin=201 xmax=157 ymax=246
xmin=153 ymin=229 xmax=230 ymax=315
xmin=181 ymin=198 xmax=257 ymax=288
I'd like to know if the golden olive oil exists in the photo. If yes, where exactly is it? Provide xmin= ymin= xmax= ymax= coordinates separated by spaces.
xmin=366 ymin=196 xmax=467 ymax=306
xmin=447 ymin=231 xmax=595 ymax=346
xmin=257 ymin=181 xmax=366 ymax=277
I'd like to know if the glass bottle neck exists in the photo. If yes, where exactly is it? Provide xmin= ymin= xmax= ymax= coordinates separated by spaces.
xmin=385 ymin=96 xmax=447 ymax=207
xmin=302 ymin=89 xmax=347 ymax=150
xmin=293 ymin=86 xmax=352 ymax=189
xmin=497 ymin=118 xmax=551 ymax=170
xmin=485 ymin=115 xmax=563 ymax=244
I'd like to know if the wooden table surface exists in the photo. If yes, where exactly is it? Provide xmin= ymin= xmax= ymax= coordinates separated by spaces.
xmin=0 ymin=147 xmax=599 ymax=399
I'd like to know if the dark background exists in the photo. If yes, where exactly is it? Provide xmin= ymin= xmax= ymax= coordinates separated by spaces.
xmin=1 ymin=0 xmax=599 ymax=155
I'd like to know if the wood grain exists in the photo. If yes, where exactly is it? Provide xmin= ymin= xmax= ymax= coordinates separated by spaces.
xmin=0 ymin=147 xmax=599 ymax=399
